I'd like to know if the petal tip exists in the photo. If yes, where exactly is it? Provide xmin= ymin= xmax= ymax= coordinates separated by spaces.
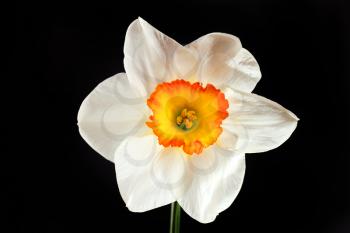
xmin=195 ymin=214 xmax=218 ymax=224
xmin=137 ymin=16 xmax=148 ymax=27
xmin=125 ymin=204 xmax=142 ymax=213
xmin=287 ymin=109 xmax=300 ymax=121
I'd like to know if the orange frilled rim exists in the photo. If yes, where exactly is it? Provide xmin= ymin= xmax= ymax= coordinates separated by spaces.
xmin=146 ymin=79 xmax=229 ymax=155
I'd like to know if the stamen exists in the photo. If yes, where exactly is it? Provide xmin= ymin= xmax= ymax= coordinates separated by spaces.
xmin=176 ymin=108 xmax=197 ymax=130
xmin=176 ymin=116 xmax=183 ymax=125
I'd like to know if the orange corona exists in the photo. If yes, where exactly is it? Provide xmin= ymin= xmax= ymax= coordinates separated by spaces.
xmin=146 ymin=79 xmax=229 ymax=155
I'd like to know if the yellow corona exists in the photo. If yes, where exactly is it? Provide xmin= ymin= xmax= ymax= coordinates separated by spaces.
xmin=146 ymin=79 xmax=229 ymax=155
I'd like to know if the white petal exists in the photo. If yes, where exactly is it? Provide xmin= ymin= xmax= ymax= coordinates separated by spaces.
xmin=172 ymin=46 xmax=200 ymax=80
xmin=124 ymin=17 xmax=181 ymax=96
xmin=216 ymin=129 xmax=238 ymax=151
xmin=187 ymin=33 xmax=260 ymax=92
xmin=114 ymin=136 xmax=183 ymax=212
xmin=151 ymin=147 xmax=189 ymax=198
xmin=177 ymin=146 xmax=246 ymax=223
xmin=77 ymin=73 xmax=149 ymax=162
xmin=227 ymin=48 xmax=262 ymax=93
xmin=222 ymin=88 xmax=299 ymax=153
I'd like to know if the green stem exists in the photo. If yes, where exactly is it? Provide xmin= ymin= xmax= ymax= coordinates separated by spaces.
xmin=169 ymin=202 xmax=181 ymax=233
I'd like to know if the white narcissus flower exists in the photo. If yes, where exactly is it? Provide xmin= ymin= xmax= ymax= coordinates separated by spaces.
xmin=77 ymin=17 xmax=299 ymax=223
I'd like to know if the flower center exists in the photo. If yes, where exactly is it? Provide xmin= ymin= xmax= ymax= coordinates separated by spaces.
xmin=176 ymin=108 xmax=197 ymax=130
xmin=146 ymin=79 xmax=229 ymax=155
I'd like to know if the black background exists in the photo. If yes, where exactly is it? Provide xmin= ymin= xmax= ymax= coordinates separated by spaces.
xmin=5 ymin=0 xmax=350 ymax=232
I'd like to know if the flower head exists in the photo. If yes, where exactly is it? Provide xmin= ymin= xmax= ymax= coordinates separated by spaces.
xmin=77 ymin=17 xmax=299 ymax=223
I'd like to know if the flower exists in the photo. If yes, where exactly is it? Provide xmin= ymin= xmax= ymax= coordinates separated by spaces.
xmin=77 ymin=17 xmax=299 ymax=223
